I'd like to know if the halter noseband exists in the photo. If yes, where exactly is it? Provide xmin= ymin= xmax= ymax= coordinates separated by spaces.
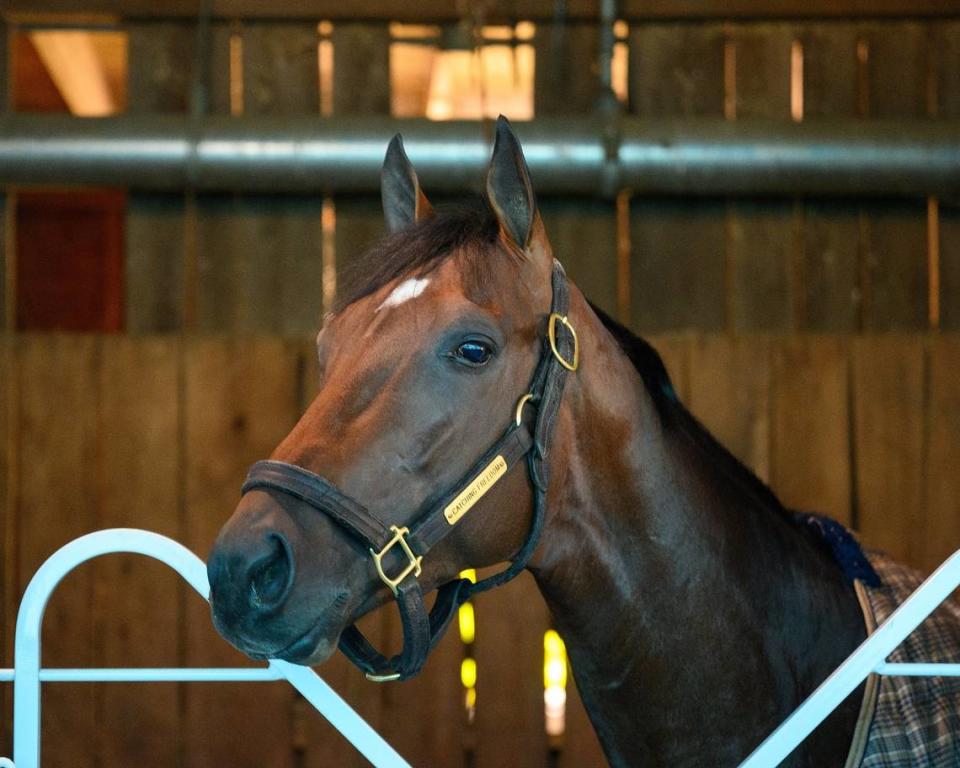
xmin=240 ymin=262 xmax=578 ymax=681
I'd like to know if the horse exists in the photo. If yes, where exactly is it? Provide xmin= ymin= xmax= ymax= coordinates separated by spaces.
xmin=205 ymin=117 xmax=957 ymax=767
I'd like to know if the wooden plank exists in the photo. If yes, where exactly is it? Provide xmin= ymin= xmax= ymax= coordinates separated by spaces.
xmin=126 ymin=21 xmax=194 ymax=333
xmin=8 ymin=0 xmax=960 ymax=22
xmin=863 ymin=202 xmax=929 ymax=331
xmin=935 ymin=21 xmax=960 ymax=118
xmin=243 ymin=21 xmax=319 ymax=116
xmin=95 ymin=337 xmax=182 ymax=766
xmin=196 ymin=194 xmax=323 ymax=334
xmin=945 ymin=206 xmax=960 ymax=330
xmin=629 ymin=25 xmax=726 ymax=332
xmin=125 ymin=194 xmax=187 ymax=333
xmin=770 ymin=336 xmax=852 ymax=525
xmin=534 ymin=22 xmax=598 ymax=114
xmin=922 ymin=336 xmax=960 ymax=573
xmin=126 ymin=21 xmax=195 ymax=113
xmin=936 ymin=24 xmax=960 ymax=329
xmin=332 ymin=23 xmax=390 ymax=118
xmin=800 ymin=24 xmax=860 ymax=331
xmin=687 ymin=335 xmax=772 ymax=481
xmin=801 ymin=203 xmax=861 ymax=331
xmin=852 ymin=336 xmax=924 ymax=565
xmin=197 ymin=21 xmax=323 ymax=334
xmin=473 ymin=572 xmax=549 ymax=768
xmin=860 ymin=22 xmax=929 ymax=331
xmin=631 ymin=200 xmax=726 ymax=331
xmin=540 ymin=199 xmax=617 ymax=318
xmin=16 ymin=335 xmax=99 ymax=764
xmin=331 ymin=23 xmax=390 ymax=293
xmin=184 ymin=337 xmax=302 ymax=768
xmin=728 ymin=24 xmax=796 ymax=332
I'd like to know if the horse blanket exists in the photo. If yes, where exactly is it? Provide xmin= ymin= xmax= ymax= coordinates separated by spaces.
xmin=844 ymin=550 xmax=960 ymax=768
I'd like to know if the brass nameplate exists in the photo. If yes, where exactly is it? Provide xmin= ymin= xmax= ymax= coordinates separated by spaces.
xmin=444 ymin=455 xmax=508 ymax=525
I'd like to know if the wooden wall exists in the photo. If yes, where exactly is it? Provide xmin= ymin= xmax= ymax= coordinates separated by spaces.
xmin=1 ymin=7 xmax=959 ymax=768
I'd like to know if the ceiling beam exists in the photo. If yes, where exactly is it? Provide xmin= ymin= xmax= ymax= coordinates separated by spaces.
xmin=5 ymin=0 xmax=960 ymax=23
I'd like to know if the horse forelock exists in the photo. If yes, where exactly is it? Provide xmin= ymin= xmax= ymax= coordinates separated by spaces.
xmin=332 ymin=199 xmax=520 ymax=315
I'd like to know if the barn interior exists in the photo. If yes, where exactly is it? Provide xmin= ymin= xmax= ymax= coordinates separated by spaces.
xmin=0 ymin=1 xmax=959 ymax=766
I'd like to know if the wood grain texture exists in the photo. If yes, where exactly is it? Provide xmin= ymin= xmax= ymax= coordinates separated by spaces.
xmin=541 ymin=199 xmax=618 ymax=318
xmin=629 ymin=25 xmax=726 ymax=333
xmin=332 ymin=23 xmax=390 ymax=117
xmin=934 ymin=21 xmax=960 ymax=118
xmin=196 ymin=195 xmax=323 ymax=334
xmin=944 ymin=205 xmax=960 ymax=330
xmin=16 ymin=335 xmax=99 ymax=765
xmin=800 ymin=25 xmax=861 ymax=332
xmin=95 ymin=337 xmax=182 ymax=766
xmin=859 ymin=22 xmax=929 ymax=331
xmin=195 ymin=21 xmax=324 ymax=334
xmin=125 ymin=194 xmax=187 ymax=333
xmin=728 ymin=24 xmax=796 ymax=332
xmin=631 ymin=200 xmax=727 ymax=332
xmin=126 ymin=21 xmax=195 ymax=114
xmin=473 ymin=571 xmax=549 ymax=768
xmin=534 ymin=22 xmax=598 ymax=114
xmin=801 ymin=204 xmax=861 ymax=332
xmin=126 ymin=22 xmax=193 ymax=333
xmin=687 ymin=335 xmax=772 ymax=481
xmin=629 ymin=23 xmax=725 ymax=117
xmin=184 ymin=338 xmax=302 ymax=768
xmin=852 ymin=336 xmax=925 ymax=565
xmin=770 ymin=336 xmax=852 ymax=525
xmin=862 ymin=202 xmax=929 ymax=331
xmin=243 ymin=21 xmax=319 ymax=116
xmin=922 ymin=336 xmax=960 ymax=573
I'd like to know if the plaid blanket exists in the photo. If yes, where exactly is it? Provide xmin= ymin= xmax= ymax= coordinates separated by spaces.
xmin=846 ymin=551 xmax=960 ymax=768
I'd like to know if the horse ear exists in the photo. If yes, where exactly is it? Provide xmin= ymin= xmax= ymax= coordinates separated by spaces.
xmin=381 ymin=134 xmax=433 ymax=234
xmin=486 ymin=115 xmax=539 ymax=251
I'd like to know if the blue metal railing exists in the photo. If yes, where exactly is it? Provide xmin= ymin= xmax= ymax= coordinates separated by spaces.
xmin=0 ymin=528 xmax=411 ymax=768
xmin=2 ymin=529 xmax=959 ymax=767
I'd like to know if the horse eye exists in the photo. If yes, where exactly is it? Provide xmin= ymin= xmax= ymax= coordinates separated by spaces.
xmin=452 ymin=340 xmax=493 ymax=366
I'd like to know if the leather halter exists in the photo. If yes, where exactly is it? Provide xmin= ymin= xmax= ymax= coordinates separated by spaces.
xmin=241 ymin=262 xmax=578 ymax=681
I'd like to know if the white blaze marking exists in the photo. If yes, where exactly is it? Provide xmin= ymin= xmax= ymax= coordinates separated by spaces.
xmin=376 ymin=277 xmax=431 ymax=313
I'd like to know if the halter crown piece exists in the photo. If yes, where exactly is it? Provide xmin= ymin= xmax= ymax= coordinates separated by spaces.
xmin=241 ymin=262 xmax=578 ymax=681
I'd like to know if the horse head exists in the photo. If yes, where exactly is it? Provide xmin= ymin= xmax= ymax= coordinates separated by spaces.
xmin=206 ymin=117 xmax=576 ymax=671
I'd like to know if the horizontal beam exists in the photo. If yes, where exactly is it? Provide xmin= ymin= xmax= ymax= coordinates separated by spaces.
xmin=5 ymin=0 xmax=960 ymax=22
xmin=1 ymin=115 xmax=958 ymax=198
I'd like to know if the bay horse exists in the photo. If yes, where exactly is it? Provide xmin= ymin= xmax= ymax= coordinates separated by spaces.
xmin=206 ymin=117 xmax=873 ymax=766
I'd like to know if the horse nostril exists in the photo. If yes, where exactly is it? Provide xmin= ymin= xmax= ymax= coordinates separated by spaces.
xmin=247 ymin=533 xmax=295 ymax=613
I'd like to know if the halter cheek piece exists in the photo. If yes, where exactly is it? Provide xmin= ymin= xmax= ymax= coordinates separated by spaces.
xmin=241 ymin=262 xmax=578 ymax=682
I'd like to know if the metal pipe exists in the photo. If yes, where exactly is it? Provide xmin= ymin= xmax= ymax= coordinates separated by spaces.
xmin=1 ymin=115 xmax=958 ymax=198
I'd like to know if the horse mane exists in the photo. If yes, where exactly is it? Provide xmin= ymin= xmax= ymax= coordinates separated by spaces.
xmin=335 ymin=202 xmax=787 ymax=518
xmin=589 ymin=303 xmax=789 ymax=516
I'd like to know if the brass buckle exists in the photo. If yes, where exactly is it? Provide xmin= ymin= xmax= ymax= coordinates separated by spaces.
xmin=370 ymin=525 xmax=422 ymax=596
xmin=548 ymin=313 xmax=579 ymax=372
xmin=515 ymin=393 xmax=535 ymax=426
xmin=365 ymin=670 xmax=402 ymax=683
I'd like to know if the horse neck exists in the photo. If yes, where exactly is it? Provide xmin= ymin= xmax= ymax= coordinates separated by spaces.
xmin=528 ymin=298 xmax=865 ymax=766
